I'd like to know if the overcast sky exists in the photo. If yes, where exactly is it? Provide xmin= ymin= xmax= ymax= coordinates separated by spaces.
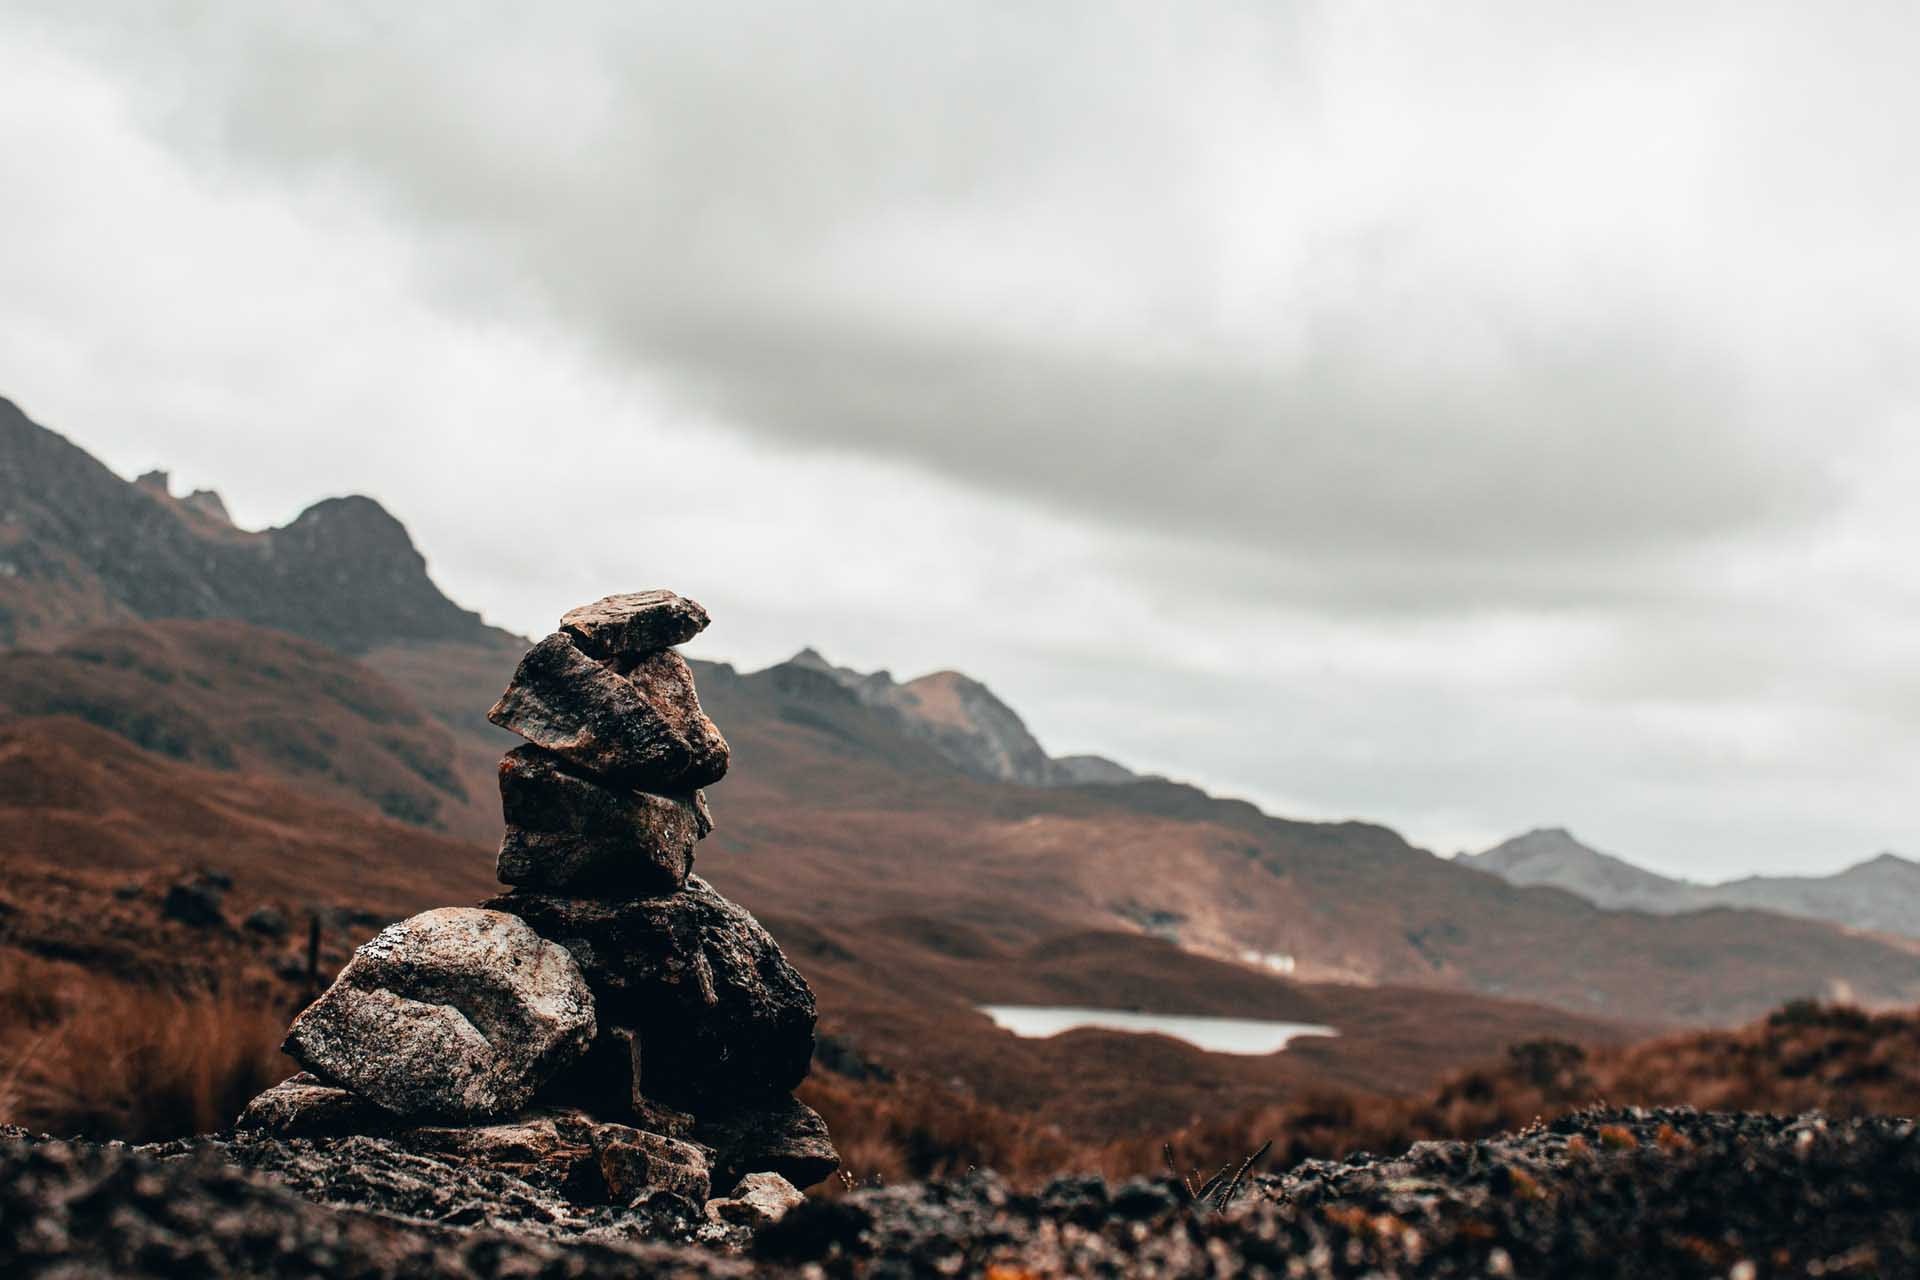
xmin=3 ymin=3 xmax=1916 ymax=880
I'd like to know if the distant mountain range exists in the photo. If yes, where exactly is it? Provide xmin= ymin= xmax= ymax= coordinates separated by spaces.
xmin=9 ymin=390 xmax=1920 ymax=1135
xmin=1462 ymin=827 xmax=1920 ymax=940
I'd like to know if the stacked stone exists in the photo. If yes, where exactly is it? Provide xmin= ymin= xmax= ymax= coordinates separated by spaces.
xmin=482 ymin=591 xmax=836 ymax=1194
xmin=235 ymin=590 xmax=835 ymax=1220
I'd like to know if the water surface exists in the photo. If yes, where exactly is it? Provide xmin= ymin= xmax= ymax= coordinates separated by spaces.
xmin=979 ymin=1005 xmax=1337 ymax=1055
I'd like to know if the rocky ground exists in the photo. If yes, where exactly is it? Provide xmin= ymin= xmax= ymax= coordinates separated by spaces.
xmin=6 ymin=1105 xmax=1915 ymax=1277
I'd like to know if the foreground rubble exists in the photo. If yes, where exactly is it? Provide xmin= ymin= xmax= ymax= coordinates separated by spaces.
xmin=6 ymin=1107 xmax=1918 ymax=1277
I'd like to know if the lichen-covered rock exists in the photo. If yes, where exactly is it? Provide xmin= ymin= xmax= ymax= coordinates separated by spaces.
xmin=561 ymin=590 xmax=710 ymax=659
xmin=704 ymin=1172 xmax=803 ymax=1228
xmin=236 ymin=1073 xmax=392 ymax=1138
xmin=496 ymin=746 xmax=704 ymax=895
xmin=284 ymin=908 xmax=595 ymax=1121
xmin=488 ymin=634 xmax=729 ymax=789
xmin=697 ymin=1097 xmax=839 ymax=1193
xmin=484 ymin=878 xmax=815 ymax=1104
xmin=398 ymin=1109 xmax=712 ymax=1206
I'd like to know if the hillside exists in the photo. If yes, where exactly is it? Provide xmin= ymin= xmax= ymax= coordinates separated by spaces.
xmin=0 ymin=396 xmax=506 ymax=652
xmin=1465 ymin=827 xmax=1920 ymax=940
xmin=8 ymin=396 xmax=1920 ymax=1142
xmin=0 ymin=621 xmax=496 ymax=837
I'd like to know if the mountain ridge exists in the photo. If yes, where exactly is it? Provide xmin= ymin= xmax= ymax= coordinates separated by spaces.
xmin=1463 ymin=827 xmax=1920 ymax=939
xmin=0 ymin=396 xmax=508 ymax=653
xmin=784 ymin=646 xmax=1139 ymax=787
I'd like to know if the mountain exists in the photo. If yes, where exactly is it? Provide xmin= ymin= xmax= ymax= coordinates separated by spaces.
xmin=1703 ymin=853 xmax=1920 ymax=938
xmin=786 ymin=647 xmax=1137 ymax=787
xmin=0 ymin=396 xmax=506 ymax=652
xmin=10 ymin=394 xmax=1920 ymax=1137
xmin=1464 ymin=828 xmax=1920 ymax=939
xmin=1460 ymin=827 xmax=1686 ymax=913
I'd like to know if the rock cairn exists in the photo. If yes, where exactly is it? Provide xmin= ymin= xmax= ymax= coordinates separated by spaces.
xmin=237 ymin=590 xmax=836 ymax=1222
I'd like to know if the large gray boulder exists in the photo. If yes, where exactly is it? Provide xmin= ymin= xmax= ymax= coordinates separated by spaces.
xmin=561 ymin=590 xmax=710 ymax=659
xmin=488 ymin=633 xmax=729 ymax=789
xmin=496 ymin=745 xmax=705 ymax=896
xmin=284 ymin=908 xmax=595 ymax=1121
xmin=483 ymin=878 xmax=815 ymax=1105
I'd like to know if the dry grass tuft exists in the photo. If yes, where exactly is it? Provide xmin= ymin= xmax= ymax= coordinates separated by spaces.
xmin=800 ymin=1070 xmax=1090 ymax=1187
xmin=0 ymin=951 xmax=289 ymax=1141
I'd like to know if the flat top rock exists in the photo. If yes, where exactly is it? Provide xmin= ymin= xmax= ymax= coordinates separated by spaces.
xmin=562 ymin=591 xmax=710 ymax=658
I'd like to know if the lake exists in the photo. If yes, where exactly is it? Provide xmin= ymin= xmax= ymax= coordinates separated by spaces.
xmin=978 ymin=1005 xmax=1337 ymax=1055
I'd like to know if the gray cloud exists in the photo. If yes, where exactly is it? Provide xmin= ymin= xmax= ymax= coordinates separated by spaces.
xmin=26 ymin=2 xmax=1913 ymax=577
xmin=4 ymin=2 xmax=1919 ymax=875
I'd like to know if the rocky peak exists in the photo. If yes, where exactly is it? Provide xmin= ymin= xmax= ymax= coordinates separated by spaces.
xmin=1460 ymin=829 xmax=1684 ymax=910
xmin=0 ymin=396 xmax=504 ymax=653
xmin=1836 ymin=851 xmax=1920 ymax=882
xmin=773 ymin=647 xmax=1136 ymax=789
xmin=180 ymin=489 xmax=233 ymax=524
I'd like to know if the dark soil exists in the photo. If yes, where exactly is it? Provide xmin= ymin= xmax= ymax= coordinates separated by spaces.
xmin=6 ymin=1106 xmax=1916 ymax=1277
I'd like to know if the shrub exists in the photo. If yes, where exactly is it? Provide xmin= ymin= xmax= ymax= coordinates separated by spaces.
xmin=0 ymin=952 xmax=290 ymax=1141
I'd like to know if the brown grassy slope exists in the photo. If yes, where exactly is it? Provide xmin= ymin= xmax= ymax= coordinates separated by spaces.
xmin=0 ymin=716 xmax=496 ymax=916
xmin=0 ymin=712 xmax=1632 ymax=1143
xmin=8 ymin=628 xmax=1919 ymax=1150
xmin=0 ymin=622 xmax=497 ymax=839
xmin=15 ymin=622 xmax=1914 ymax=1031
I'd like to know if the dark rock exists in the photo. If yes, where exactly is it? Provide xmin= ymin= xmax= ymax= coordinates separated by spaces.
xmin=488 ymin=633 xmax=729 ymax=789
xmin=697 ymin=1096 xmax=839 ymax=1193
xmin=243 ymin=905 xmax=290 ymax=937
xmin=484 ymin=877 xmax=815 ymax=1104
xmin=285 ymin=907 xmax=595 ymax=1121
xmin=621 ymin=648 xmax=730 ymax=785
xmin=541 ymin=1023 xmax=648 ymax=1117
xmin=704 ymin=1172 xmax=803 ymax=1228
xmin=539 ymin=1025 xmax=707 ymax=1140
xmin=236 ymin=1072 xmax=393 ymax=1138
xmin=398 ymin=1109 xmax=712 ymax=1206
xmin=1109 ymin=1178 xmax=1180 ymax=1219
xmin=162 ymin=880 xmax=225 ymax=928
xmin=561 ymin=590 xmax=711 ymax=659
xmin=496 ymin=745 xmax=702 ymax=896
